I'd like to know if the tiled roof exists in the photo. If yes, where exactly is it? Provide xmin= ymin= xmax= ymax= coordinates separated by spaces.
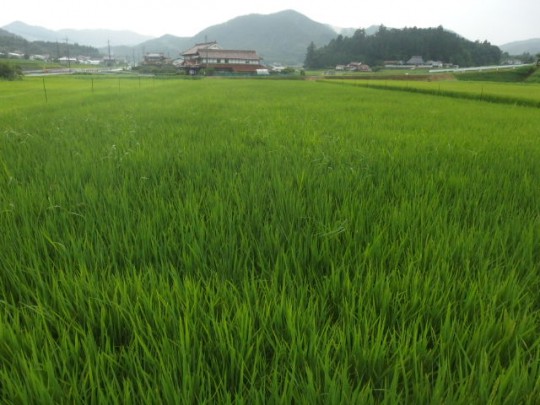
xmin=182 ymin=42 xmax=220 ymax=56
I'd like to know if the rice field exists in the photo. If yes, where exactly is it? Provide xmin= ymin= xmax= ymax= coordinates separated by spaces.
xmin=323 ymin=76 xmax=540 ymax=107
xmin=1 ymin=76 xmax=539 ymax=403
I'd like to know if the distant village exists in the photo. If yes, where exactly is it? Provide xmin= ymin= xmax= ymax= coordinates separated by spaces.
xmin=1 ymin=41 xmax=292 ymax=75
xmin=335 ymin=57 xmax=455 ymax=73
xmin=0 ymin=50 xmax=116 ymax=66
xmin=1 ymin=40 xmax=529 ymax=75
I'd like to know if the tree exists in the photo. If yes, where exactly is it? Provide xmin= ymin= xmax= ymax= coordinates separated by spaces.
xmin=0 ymin=62 xmax=22 ymax=80
xmin=304 ymin=42 xmax=317 ymax=69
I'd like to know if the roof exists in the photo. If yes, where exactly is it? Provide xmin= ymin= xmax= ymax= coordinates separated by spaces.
xmin=407 ymin=56 xmax=424 ymax=65
xmin=182 ymin=41 xmax=221 ymax=56
xmin=145 ymin=53 xmax=165 ymax=58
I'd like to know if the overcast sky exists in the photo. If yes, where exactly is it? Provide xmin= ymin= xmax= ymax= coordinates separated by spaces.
xmin=1 ymin=0 xmax=538 ymax=45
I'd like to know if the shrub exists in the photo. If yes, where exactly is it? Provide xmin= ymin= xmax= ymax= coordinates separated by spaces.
xmin=0 ymin=62 xmax=22 ymax=80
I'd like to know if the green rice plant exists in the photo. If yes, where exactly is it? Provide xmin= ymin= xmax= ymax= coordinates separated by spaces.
xmin=322 ymin=77 xmax=540 ymax=107
xmin=0 ymin=76 xmax=539 ymax=403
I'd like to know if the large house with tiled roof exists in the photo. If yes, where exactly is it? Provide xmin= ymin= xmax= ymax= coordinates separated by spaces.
xmin=181 ymin=41 xmax=264 ymax=74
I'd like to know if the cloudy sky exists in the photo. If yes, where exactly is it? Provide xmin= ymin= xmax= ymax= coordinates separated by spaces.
xmin=1 ymin=0 xmax=538 ymax=45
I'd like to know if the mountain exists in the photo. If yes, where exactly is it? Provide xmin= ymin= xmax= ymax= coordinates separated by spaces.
xmin=2 ymin=21 xmax=154 ymax=47
xmin=2 ymin=21 xmax=57 ymax=42
xmin=120 ymin=34 xmax=193 ymax=61
xmin=193 ymin=10 xmax=339 ymax=65
xmin=3 ymin=11 xmax=340 ymax=65
xmin=500 ymin=38 xmax=540 ymax=55
xmin=133 ymin=10 xmax=341 ymax=65
xmin=365 ymin=25 xmax=383 ymax=36
xmin=1 ymin=26 xmax=101 ymax=58
xmin=0 ymin=28 xmax=17 ymax=38
xmin=330 ymin=27 xmax=356 ymax=37
xmin=330 ymin=25 xmax=385 ymax=37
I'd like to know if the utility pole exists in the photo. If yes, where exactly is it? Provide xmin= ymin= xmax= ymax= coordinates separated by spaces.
xmin=65 ymin=37 xmax=71 ymax=70
xmin=108 ymin=40 xmax=112 ymax=66
xmin=205 ymin=35 xmax=208 ymax=73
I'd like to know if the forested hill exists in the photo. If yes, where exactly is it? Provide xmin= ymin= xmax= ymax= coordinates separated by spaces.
xmin=0 ymin=29 xmax=100 ymax=58
xmin=305 ymin=26 xmax=502 ymax=68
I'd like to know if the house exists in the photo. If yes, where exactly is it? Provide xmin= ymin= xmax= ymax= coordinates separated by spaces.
xmin=406 ymin=56 xmax=425 ymax=66
xmin=143 ymin=52 xmax=172 ymax=66
xmin=58 ymin=56 xmax=78 ymax=64
xmin=426 ymin=60 xmax=443 ymax=68
xmin=384 ymin=60 xmax=404 ymax=66
xmin=30 ymin=54 xmax=50 ymax=62
xmin=7 ymin=52 xmax=24 ymax=59
xmin=502 ymin=58 xmax=523 ymax=66
xmin=269 ymin=64 xmax=286 ymax=73
xmin=181 ymin=41 xmax=264 ymax=74
xmin=346 ymin=62 xmax=371 ymax=72
xmin=83 ymin=59 xmax=102 ymax=66
xmin=335 ymin=62 xmax=371 ymax=72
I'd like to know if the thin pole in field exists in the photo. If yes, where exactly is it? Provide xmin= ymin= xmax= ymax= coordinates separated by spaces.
xmin=91 ymin=78 xmax=94 ymax=93
xmin=118 ymin=78 xmax=121 ymax=92
xmin=42 ymin=77 xmax=48 ymax=103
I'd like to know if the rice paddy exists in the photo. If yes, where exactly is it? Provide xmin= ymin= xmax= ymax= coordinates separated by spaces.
xmin=1 ymin=76 xmax=539 ymax=403
xmin=322 ymin=77 xmax=540 ymax=107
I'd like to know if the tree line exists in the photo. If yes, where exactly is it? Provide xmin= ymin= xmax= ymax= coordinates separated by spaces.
xmin=304 ymin=26 xmax=502 ymax=68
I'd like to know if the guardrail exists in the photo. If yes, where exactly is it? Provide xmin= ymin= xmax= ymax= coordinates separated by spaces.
xmin=429 ymin=64 xmax=534 ymax=73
